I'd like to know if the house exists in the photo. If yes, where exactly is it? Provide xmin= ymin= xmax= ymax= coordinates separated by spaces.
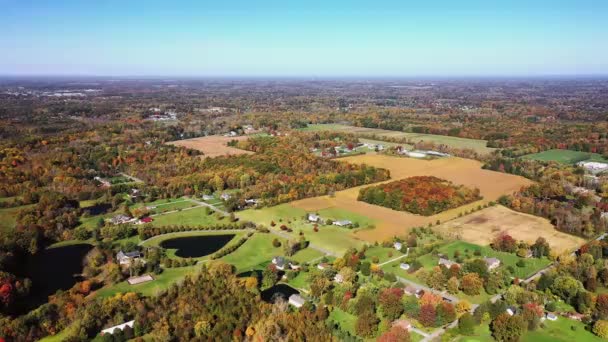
xmin=317 ymin=263 xmax=328 ymax=270
xmin=415 ymin=289 xmax=424 ymax=298
xmin=484 ymin=257 xmax=501 ymax=270
xmin=438 ymin=257 xmax=458 ymax=268
xmin=94 ymin=176 xmax=111 ymax=188
xmin=334 ymin=274 xmax=344 ymax=283
xmin=289 ymin=263 xmax=301 ymax=270
xmin=546 ymin=313 xmax=558 ymax=321
xmin=101 ymin=320 xmax=135 ymax=335
xmin=394 ymin=242 xmax=403 ymax=251
xmin=407 ymin=151 xmax=427 ymax=158
xmin=578 ymin=161 xmax=608 ymax=174
xmin=307 ymin=213 xmax=321 ymax=222
xmin=245 ymin=198 xmax=259 ymax=205
xmin=333 ymin=220 xmax=352 ymax=227
xmin=117 ymin=250 xmax=142 ymax=266
xmin=220 ymin=193 xmax=231 ymax=201
xmin=108 ymin=214 xmax=132 ymax=225
xmin=404 ymin=285 xmax=417 ymax=296
xmin=392 ymin=319 xmax=412 ymax=331
xmin=202 ymin=194 xmax=214 ymax=201
xmin=565 ymin=312 xmax=585 ymax=321
xmin=288 ymin=294 xmax=306 ymax=308
xmin=506 ymin=307 xmax=517 ymax=316
xmin=400 ymin=263 xmax=410 ymax=271
xmin=272 ymin=256 xmax=286 ymax=270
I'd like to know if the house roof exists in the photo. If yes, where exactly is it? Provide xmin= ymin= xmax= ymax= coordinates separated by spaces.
xmin=288 ymin=294 xmax=305 ymax=305
xmin=484 ymin=257 xmax=500 ymax=265
xmin=101 ymin=320 xmax=135 ymax=335
xmin=334 ymin=220 xmax=352 ymax=225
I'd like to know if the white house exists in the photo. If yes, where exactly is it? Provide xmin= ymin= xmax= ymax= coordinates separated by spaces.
xmin=288 ymin=294 xmax=306 ymax=308
xmin=334 ymin=273 xmax=344 ymax=283
xmin=578 ymin=161 xmax=608 ymax=173
xmin=400 ymin=263 xmax=410 ymax=271
xmin=101 ymin=320 xmax=135 ymax=335
xmin=484 ymin=257 xmax=501 ymax=270
xmin=506 ymin=307 xmax=516 ymax=316
xmin=438 ymin=257 xmax=458 ymax=268
xmin=307 ymin=213 xmax=321 ymax=222
xmin=220 ymin=193 xmax=231 ymax=201
xmin=394 ymin=242 xmax=403 ymax=251
xmin=202 ymin=194 xmax=214 ymax=201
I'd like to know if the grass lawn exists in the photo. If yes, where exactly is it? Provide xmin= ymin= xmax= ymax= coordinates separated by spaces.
xmin=284 ymin=271 xmax=310 ymax=290
xmin=0 ymin=204 xmax=34 ymax=232
xmin=328 ymin=307 xmax=358 ymax=336
xmin=95 ymin=265 xmax=198 ymax=298
xmin=522 ymin=149 xmax=608 ymax=164
xmin=291 ymin=247 xmax=325 ymax=264
xmin=365 ymin=246 xmax=404 ymax=264
xmin=220 ymin=233 xmax=285 ymax=272
xmin=437 ymin=241 xmax=551 ymax=279
xmin=456 ymin=323 xmax=494 ymax=342
xmin=148 ymin=206 xmax=225 ymax=226
xmin=141 ymin=230 xmax=245 ymax=260
xmin=523 ymin=318 xmax=603 ymax=342
xmin=238 ymin=203 xmax=367 ymax=255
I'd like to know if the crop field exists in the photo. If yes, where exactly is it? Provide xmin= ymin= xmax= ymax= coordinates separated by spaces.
xmin=522 ymin=149 xmax=608 ymax=164
xmin=291 ymin=154 xmax=532 ymax=243
xmin=167 ymin=135 xmax=253 ymax=158
xmin=438 ymin=205 xmax=584 ymax=253
xmin=300 ymin=124 xmax=494 ymax=154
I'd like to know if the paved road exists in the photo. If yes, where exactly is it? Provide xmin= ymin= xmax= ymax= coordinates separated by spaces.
xmin=186 ymin=196 xmax=230 ymax=216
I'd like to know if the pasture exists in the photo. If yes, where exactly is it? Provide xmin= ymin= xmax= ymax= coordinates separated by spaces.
xmin=291 ymin=154 xmax=532 ymax=243
xmin=438 ymin=205 xmax=584 ymax=253
xmin=167 ymin=135 xmax=253 ymax=158
xmin=300 ymin=124 xmax=494 ymax=154
xmin=522 ymin=149 xmax=608 ymax=164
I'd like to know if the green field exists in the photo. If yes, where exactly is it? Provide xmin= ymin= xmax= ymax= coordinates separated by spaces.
xmin=364 ymin=246 xmax=405 ymax=264
xmin=523 ymin=318 xmax=603 ymax=342
xmin=238 ymin=204 xmax=368 ymax=255
xmin=0 ymin=204 xmax=34 ymax=232
xmin=522 ymin=149 xmax=608 ymax=164
xmin=300 ymin=124 xmax=494 ymax=154
xmin=132 ymin=198 xmax=200 ymax=215
xmin=219 ymin=233 xmax=285 ymax=272
xmin=96 ymin=265 xmax=199 ymax=298
xmin=328 ymin=308 xmax=358 ymax=336
xmin=148 ymin=206 xmax=225 ymax=226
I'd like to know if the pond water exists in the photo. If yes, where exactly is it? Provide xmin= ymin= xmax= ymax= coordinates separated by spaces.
xmin=261 ymin=284 xmax=300 ymax=303
xmin=82 ymin=203 xmax=112 ymax=216
xmin=20 ymin=243 xmax=93 ymax=313
xmin=159 ymin=234 xmax=235 ymax=258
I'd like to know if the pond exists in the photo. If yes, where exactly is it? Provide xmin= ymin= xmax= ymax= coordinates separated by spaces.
xmin=261 ymin=284 xmax=300 ymax=303
xmin=159 ymin=234 xmax=235 ymax=258
xmin=20 ymin=243 xmax=93 ymax=313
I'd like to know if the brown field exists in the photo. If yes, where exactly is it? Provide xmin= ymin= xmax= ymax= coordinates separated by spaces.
xmin=292 ymin=154 xmax=534 ymax=243
xmin=167 ymin=135 xmax=253 ymax=158
xmin=438 ymin=205 xmax=584 ymax=253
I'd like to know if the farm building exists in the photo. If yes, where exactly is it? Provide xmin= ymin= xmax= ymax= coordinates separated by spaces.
xmin=288 ymin=294 xmax=306 ymax=308
xmin=333 ymin=220 xmax=352 ymax=227
xmin=307 ymin=213 xmax=321 ymax=222
xmin=101 ymin=320 xmax=135 ymax=335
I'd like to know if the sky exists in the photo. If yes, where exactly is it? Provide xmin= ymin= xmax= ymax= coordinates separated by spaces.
xmin=0 ymin=0 xmax=607 ymax=77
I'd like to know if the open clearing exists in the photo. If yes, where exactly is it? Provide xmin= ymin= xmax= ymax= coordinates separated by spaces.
xmin=438 ymin=205 xmax=584 ymax=253
xmin=300 ymin=124 xmax=494 ymax=154
xmin=291 ymin=154 xmax=532 ymax=243
xmin=522 ymin=148 xmax=608 ymax=164
xmin=167 ymin=135 xmax=253 ymax=158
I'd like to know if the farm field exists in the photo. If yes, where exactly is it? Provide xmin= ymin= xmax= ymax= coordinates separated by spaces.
xmin=147 ymin=206 xmax=225 ymax=226
xmin=438 ymin=205 xmax=584 ymax=253
xmin=300 ymin=124 xmax=494 ymax=154
xmin=291 ymin=154 xmax=532 ymax=243
xmin=167 ymin=135 xmax=253 ymax=158
xmin=522 ymin=149 xmax=608 ymax=164
xmin=237 ymin=203 xmax=368 ymax=255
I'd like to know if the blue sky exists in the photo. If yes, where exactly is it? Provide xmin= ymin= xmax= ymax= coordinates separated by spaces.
xmin=1 ymin=0 xmax=607 ymax=76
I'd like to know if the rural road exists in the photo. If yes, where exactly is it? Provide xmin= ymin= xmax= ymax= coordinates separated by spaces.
xmin=119 ymin=172 xmax=144 ymax=184
xmin=378 ymin=248 xmax=409 ymax=266
xmin=186 ymin=197 xmax=230 ymax=216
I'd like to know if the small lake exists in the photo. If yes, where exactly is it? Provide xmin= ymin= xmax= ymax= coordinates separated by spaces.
xmin=20 ymin=243 xmax=93 ymax=313
xmin=159 ymin=234 xmax=235 ymax=258
xmin=261 ymin=284 xmax=300 ymax=303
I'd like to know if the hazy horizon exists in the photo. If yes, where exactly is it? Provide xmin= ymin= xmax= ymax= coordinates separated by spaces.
xmin=1 ymin=0 xmax=607 ymax=77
